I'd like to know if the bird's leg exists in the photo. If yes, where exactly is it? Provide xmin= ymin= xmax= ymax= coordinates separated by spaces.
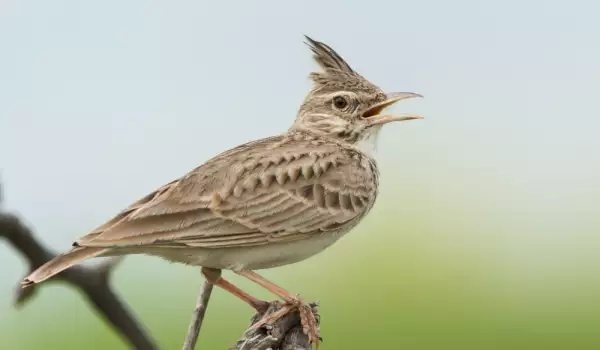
xmin=235 ymin=269 xmax=320 ymax=348
xmin=201 ymin=267 xmax=269 ymax=313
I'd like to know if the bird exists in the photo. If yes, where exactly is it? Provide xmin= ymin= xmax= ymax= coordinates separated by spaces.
xmin=21 ymin=35 xmax=423 ymax=348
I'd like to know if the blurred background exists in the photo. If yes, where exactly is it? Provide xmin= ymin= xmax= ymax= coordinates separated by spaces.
xmin=1 ymin=0 xmax=600 ymax=349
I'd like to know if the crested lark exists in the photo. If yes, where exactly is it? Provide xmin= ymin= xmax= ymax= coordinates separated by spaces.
xmin=22 ymin=36 xmax=423 ymax=348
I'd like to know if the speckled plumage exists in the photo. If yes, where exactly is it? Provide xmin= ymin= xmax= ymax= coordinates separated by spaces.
xmin=65 ymin=131 xmax=379 ymax=271
xmin=22 ymin=36 xmax=422 ymax=348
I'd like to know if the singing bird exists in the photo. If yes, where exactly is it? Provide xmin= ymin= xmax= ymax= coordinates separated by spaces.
xmin=22 ymin=36 xmax=423 ymax=348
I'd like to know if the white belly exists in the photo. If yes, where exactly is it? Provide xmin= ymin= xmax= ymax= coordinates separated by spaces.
xmin=138 ymin=231 xmax=343 ymax=271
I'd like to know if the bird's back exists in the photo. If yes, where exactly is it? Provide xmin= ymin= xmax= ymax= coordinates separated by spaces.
xmin=77 ymin=131 xmax=379 ymax=249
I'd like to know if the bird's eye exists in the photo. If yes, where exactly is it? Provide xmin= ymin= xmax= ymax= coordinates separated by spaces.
xmin=332 ymin=96 xmax=348 ymax=110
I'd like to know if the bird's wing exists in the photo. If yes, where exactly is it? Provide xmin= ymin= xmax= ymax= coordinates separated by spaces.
xmin=76 ymin=133 xmax=377 ymax=249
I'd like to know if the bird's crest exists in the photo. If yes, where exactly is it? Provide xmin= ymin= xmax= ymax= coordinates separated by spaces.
xmin=303 ymin=35 xmax=380 ymax=94
xmin=304 ymin=35 xmax=355 ymax=75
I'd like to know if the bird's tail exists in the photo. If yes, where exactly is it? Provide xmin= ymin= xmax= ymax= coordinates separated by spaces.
xmin=21 ymin=247 xmax=109 ymax=287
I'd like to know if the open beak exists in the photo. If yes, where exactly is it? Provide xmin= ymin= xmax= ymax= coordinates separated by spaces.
xmin=362 ymin=92 xmax=424 ymax=126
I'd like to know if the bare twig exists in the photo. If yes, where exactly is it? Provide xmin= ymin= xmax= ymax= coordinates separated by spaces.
xmin=0 ymin=184 xmax=158 ymax=350
xmin=183 ymin=277 xmax=217 ymax=350
xmin=232 ymin=301 xmax=320 ymax=350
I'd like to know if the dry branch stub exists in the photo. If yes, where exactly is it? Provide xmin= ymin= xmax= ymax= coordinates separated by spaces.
xmin=232 ymin=301 xmax=320 ymax=350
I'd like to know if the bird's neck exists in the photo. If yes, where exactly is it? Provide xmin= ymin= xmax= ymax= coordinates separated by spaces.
xmin=288 ymin=125 xmax=382 ymax=159
xmin=352 ymin=125 xmax=382 ymax=158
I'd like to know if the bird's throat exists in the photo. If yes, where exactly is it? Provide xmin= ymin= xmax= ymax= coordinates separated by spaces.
xmin=354 ymin=126 xmax=382 ymax=157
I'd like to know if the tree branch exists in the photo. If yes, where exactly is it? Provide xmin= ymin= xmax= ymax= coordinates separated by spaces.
xmin=0 ymin=185 xmax=158 ymax=350
xmin=183 ymin=278 xmax=216 ymax=350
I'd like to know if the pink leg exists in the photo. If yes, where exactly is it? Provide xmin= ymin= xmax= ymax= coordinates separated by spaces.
xmin=235 ymin=269 xmax=320 ymax=349
xmin=201 ymin=268 xmax=269 ymax=313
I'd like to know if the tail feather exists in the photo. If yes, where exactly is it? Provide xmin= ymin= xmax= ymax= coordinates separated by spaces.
xmin=21 ymin=247 xmax=109 ymax=287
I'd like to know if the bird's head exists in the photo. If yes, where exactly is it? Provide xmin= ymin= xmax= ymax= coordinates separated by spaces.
xmin=291 ymin=36 xmax=423 ymax=154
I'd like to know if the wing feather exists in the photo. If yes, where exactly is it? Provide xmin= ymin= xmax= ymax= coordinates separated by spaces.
xmin=76 ymin=133 xmax=377 ymax=250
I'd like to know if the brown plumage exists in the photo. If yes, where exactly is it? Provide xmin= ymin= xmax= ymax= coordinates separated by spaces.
xmin=23 ymin=35 xmax=423 ymax=348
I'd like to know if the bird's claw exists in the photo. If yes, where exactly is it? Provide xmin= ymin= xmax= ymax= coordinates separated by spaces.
xmin=251 ymin=297 xmax=321 ymax=349
xmin=298 ymin=302 xmax=320 ymax=347
xmin=283 ymin=295 xmax=320 ymax=345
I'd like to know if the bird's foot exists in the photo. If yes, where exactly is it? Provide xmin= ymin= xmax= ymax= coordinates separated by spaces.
xmin=251 ymin=295 xmax=320 ymax=348
xmin=296 ymin=297 xmax=320 ymax=347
